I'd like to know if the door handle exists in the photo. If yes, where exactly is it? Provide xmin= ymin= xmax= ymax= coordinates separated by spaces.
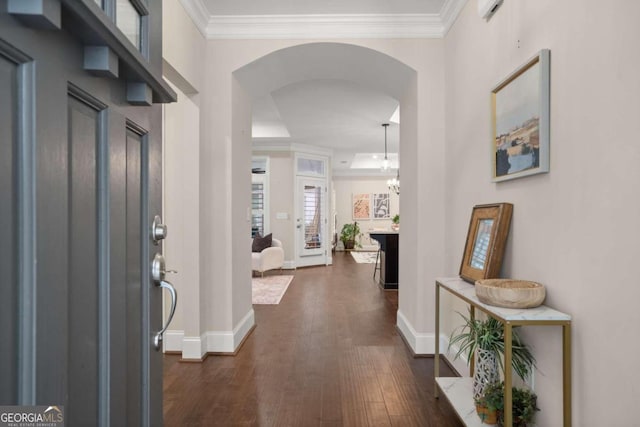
xmin=151 ymin=253 xmax=178 ymax=350
xmin=154 ymin=280 xmax=177 ymax=350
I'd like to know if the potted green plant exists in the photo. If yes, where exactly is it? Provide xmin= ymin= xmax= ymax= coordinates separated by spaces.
xmin=448 ymin=311 xmax=535 ymax=401
xmin=391 ymin=214 xmax=399 ymax=231
xmin=340 ymin=222 xmax=362 ymax=250
xmin=475 ymin=381 xmax=503 ymax=424
xmin=475 ymin=382 xmax=539 ymax=427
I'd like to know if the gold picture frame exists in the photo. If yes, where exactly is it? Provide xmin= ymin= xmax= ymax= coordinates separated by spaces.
xmin=459 ymin=203 xmax=513 ymax=283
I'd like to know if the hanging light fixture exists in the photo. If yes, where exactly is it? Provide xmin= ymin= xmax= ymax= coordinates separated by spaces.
xmin=381 ymin=123 xmax=390 ymax=171
xmin=380 ymin=123 xmax=399 ymax=194
xmin=387 ymin=170 xmax=400 ymax=195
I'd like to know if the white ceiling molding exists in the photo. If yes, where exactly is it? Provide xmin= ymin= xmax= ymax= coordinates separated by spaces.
xmin=440 ymin=0 xmax=469 ymax=35
xmin=179 ymin=0 xmax=210 ymax=37
xmin=180 ymin=0 xmax=468 ymax=39
xmin=332 ymin=169 xmax=398 ymax=178
xmin=205 ymin=14 xmax=444 ymax=39
xmin=252 ymin=141 xmax=333 ymax=157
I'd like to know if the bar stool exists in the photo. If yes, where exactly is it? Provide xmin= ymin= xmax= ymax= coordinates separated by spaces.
xmin=373 ymin=246 xmax=381 ymax=280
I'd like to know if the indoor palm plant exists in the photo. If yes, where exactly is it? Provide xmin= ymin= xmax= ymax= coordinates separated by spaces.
xmin=340 ymin=222 xmax=362 ymax=250
xmin=448 ymin=311 xmax=535 ymax=400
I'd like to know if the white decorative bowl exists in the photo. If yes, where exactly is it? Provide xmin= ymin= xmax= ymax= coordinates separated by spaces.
xmin=475 ymin=279 xmax=546 ymax=309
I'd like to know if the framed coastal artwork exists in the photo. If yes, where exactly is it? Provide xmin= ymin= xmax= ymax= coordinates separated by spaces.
xmin=352 ymin=193 xmax=370 ymax=220
xmin=492 ymin=49 xmax=550 ymax=182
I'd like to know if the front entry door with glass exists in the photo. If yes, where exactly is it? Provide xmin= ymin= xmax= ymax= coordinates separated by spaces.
xmin=296 ymin=177 xmax=327 ymax=267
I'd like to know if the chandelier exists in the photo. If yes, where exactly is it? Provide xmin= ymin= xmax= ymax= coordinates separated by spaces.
xmin=387 ymin=170 xmax=400 ymax=195
xmin=381 ymin=123 xmax=399 ymax=194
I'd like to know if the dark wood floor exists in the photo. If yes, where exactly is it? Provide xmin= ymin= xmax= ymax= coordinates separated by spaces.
xmin=163 ymin=252 xmax=462 ymax=426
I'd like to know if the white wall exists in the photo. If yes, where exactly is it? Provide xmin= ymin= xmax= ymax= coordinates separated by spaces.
xmin=162 ymin=81 xmax=201 ymax=354
xmin=443 ymin=1 xmax=640 ymax=425
xmin=162 ymin=0 xmax=208 ymax=358
xmin=333 ymin=176 xmax=399 ymax=250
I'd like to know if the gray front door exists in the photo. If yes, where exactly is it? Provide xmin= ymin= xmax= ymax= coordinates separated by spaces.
xmin=0 ymin=1 xmax=173 ymax=425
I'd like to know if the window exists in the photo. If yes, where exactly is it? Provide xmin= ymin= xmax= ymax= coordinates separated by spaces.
xmin=251 ymin=181 xmax=265 ymax=237
xmin=251 ymin=157 xmax=269 ymax=238
xmin=296 ymin=156 xmax=325 ymax=177
xmin=116 ymin=0 xmax=142 ymax=50
xmin=303 ymin=185 xmax=323 ymax=249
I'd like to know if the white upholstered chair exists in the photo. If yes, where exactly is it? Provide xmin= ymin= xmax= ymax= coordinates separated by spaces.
xmin=251 ymin=238 xmax=285 ymax=276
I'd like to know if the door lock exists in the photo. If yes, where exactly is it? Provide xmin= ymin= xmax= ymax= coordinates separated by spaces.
xmin=151 ymin=215 xmax=168 ymax=245
xmin=151 ymin=253 xmax=178 ymax=282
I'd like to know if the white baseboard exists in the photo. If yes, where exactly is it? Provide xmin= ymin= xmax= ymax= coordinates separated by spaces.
xmin=396 ymin=309 xmax=439 ymax=355
xmin=445 ymin=337 xmax=471 ymax=377
xmin=205 ymin=308 xmax=256 ymax=353
xmin=395 ymin=312 xmax=470 ymax=375
xmin=283 ymin=260 xmax=296 ymax=269
xmin=164 ymin=330 xmax=184 ymax=353
xmin=233 ymin=308 xmax=255 ymax=349
xmin=182 ymin=333 xmax=207 ymax=360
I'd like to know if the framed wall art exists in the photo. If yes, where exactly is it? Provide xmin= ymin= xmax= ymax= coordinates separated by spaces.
xmin=352 ymin=193 xmax=370 ymax=220
xmin=372 ymin=193 xmax=390 ymax=219
xmin=492 ymin=49 xmax=550 ymax=182
xmin=459 ymin=203 xmax=513 ymax=283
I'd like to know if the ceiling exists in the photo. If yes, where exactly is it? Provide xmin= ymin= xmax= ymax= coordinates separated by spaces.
xmin=203 ymin=0 xmax=448 ymax=15
xmin=253 ymin=80 xmax=400 ymax=172
xmin=191 ymin=2 xmax=462 ymax=175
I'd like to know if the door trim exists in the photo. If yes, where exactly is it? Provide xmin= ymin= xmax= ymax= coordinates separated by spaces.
xmin=68 ymin=83 xmax=110 ymax=425
xmin=0 ymin=38 xmax=37 ymax=405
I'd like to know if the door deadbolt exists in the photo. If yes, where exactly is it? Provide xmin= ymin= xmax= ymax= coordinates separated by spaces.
xmin=151 ymin=215 xmax=167 ymax=245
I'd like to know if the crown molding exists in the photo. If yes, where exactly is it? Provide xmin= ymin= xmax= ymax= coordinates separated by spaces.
xmin=179 ymin=0 xmax=209 ymax=37
xmin=440 ymin=0 xmax=469 ymax=36
xmin=332 ymin=169 xmax=398 ymax=178
xmin=179 ymin=0 xmax=468 ymax=40
xmin=252 ymin=140 xmax=333 ymax=157
xmin=205 ymin=14 xmax=444 ymax=40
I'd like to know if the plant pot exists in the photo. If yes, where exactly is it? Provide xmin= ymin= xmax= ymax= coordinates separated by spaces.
xmin=476 ymin=404 xmax=498 ymax=425
xmin=343 ymin=240 xmax=355 ymax=250
xmin=473 ymin=348 xmax=500 ymax=400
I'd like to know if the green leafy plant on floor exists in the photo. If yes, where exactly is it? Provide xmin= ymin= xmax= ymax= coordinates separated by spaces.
xmin=340 ymin=222 xmax=362 ymax=250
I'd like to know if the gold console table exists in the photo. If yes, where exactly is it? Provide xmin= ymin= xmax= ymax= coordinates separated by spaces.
xmin=434 ymin=277 xmax=572 ymax=426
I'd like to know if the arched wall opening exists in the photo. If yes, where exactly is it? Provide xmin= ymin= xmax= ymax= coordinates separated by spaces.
xmin=179 ymin=38 xmax=446 ymax=360
xmin=233 ymin=42 xmax=416 ymax=279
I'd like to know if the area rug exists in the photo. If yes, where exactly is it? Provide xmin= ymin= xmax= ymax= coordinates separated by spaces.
xmin=350 ymin=251 xmax=378 ymax=264
xmin=252 ymin=275 xmax=294 ymax=305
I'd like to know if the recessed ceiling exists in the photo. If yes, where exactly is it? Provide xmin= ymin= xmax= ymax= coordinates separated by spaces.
xmin=203 ymin=0 xmax=447 ymax=15
xmin=252 ymin=79 xmax=400 ymax=172
xmin=262 ymin=79 xmax=398 ymax=150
